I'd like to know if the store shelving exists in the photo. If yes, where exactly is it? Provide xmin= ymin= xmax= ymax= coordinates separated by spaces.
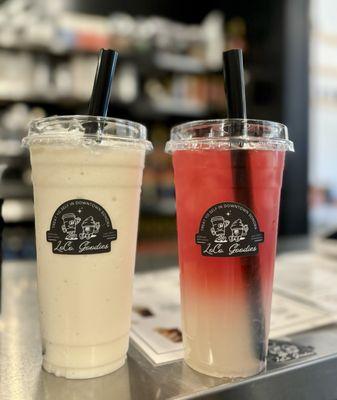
xmin=0 ymin=8 xmax=229 ymax=227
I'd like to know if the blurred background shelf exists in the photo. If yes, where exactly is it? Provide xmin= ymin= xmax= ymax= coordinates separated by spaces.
xmin=0 ymin=97 xmax=218 ymax=118
xmin=132 ymin=99 xmax=217 ymax=118
xmin=0 ymin=0 xmax=311 ymax=259
xmin=0 ymin=185 xmax=32 ymax=200
xmin=0 ymin=45 xmax=222 ymax=75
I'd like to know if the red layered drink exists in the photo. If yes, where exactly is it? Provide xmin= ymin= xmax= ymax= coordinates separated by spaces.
xmin=166 ymin=119 xmax=293 ymax=378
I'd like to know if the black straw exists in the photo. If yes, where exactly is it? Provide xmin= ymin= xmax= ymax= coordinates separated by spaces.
xmin=223 ymin=49 xmax=247 ymax=119
xmin=88 ymin=49 xmax=118 ymax=117
xmin=223 ymin=49 xmax=266 ymax=361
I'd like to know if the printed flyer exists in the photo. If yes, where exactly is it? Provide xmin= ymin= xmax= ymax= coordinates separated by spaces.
xmin=130 ymin=252 xmax=337 ymax=364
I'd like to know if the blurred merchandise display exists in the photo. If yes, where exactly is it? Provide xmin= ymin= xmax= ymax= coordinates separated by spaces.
xmin=0 ymin=0 xmax=225 ymax=69
xmin=142 ymin=124 xmax=175 ymax=216
xmin=0 ymin=104 xmax=39 ymax=201
xmin=2 ymin=226 xmax=35 ymax=259
xmin=144 ymin=74 xmax=225 ymax=116
xmin=0 ymin=2 xmax=232 ymax=114
xmin=0 ymin=50 xmax=225 ymax=114
xmin=0 ymin=0 xmax=251 ymax=235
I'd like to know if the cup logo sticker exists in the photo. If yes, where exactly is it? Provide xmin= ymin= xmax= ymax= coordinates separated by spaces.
xmin=195 ymin=202 xmax=264 ymax=257
xmin=46 ymin=199 xmax=117 ymax=255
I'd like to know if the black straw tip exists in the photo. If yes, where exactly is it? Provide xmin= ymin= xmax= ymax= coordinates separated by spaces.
xmin=223 ymin=49 xmax=247 ymax=119
xmin=88 ymin=49 xmax=119 ymax=117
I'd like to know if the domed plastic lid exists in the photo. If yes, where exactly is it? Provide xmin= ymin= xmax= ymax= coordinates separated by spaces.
xmin=165 ymin=119 xmax=294 ymax=153
xmin=23 ymin=115 xmax=153 ymax=151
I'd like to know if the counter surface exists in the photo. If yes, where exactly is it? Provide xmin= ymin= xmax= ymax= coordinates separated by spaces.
xmin=1 ymin=259 xmax=337 ymax=400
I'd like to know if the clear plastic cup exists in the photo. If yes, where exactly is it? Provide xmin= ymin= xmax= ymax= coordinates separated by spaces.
xmin=166 ymin=119 xmax=294 ymax=378
xmin=23 ymin=116 xmax=152 ymax=379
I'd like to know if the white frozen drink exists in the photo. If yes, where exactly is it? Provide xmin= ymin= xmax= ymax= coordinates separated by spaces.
xmin=24 ymin=116 xmax=151 ymax=379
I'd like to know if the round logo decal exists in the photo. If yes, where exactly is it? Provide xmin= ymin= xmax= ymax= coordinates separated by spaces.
xmin=46 ymin=199 xmax=117 ymax=255
xmin=195 ymin=202 xmax=264 ymax=257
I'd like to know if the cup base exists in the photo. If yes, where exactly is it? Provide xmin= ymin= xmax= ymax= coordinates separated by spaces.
xmin=184 ymin=358 xmax=266 ymax=379
xmin=43 ymin=356 xmax=126 ymax=379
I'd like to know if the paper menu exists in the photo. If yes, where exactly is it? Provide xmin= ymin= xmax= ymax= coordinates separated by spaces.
xmin=269 ymin=291 xmax=334 ymax=338
xmin=130 ymin=252 xmax=337 ymax=365
xmin=131 ymin=268 xmax=183 ymax=363
xmin=275 ymin=252 xmax=337 ymax=312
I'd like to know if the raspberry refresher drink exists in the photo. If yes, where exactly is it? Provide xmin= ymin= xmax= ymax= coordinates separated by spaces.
xmin=166 ymin=119 xmax=293 ymax=378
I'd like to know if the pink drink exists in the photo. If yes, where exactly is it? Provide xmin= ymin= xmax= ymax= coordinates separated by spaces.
xmin=166 ymin=120 xmax=293 ymax=378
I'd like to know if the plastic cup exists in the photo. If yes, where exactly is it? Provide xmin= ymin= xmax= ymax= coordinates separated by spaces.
xmin=23 ymin=116 xmax=152 ymax=379
xmin=166 ymin=119 xmax=294 ymax=378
